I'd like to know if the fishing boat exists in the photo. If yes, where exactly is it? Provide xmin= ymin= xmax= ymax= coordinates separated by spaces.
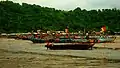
xmin=45 ymin=39 xmax=95 ymax=50
xmin=30 ymin=33 xmax=50 ymax=43
xmin=30 ymin=37 xmax=91 ymax=43
xmin=30 ymin=38 xmax=45 ymax=43
xmin=54 ymin=38 xmax=90 ymax=43
xmin=16 ymin=34 xmax=33 ymax=40
xmin=97 ymin=36 xmax=116 ymax=43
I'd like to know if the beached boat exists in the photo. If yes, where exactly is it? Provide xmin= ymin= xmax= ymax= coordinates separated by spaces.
xmin=97 ymin=36 xmax=116 ymax=43
xmin=54 ymin=38 xmax=90 ymax=43
xmin=30 ymin=38 xmax=45 ymax=43
xmin=30 ymin=35 xmax=116 ymax=43
xmin=16 ymin=34 xmax=34 ymax=40
xmin=30 ymin=38 xmax=90 ymax=43
xmin=45 ymin=39 xmax=95 ymax=50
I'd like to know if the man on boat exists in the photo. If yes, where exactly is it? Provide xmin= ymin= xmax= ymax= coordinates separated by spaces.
xmin=46 ymin=39 xmax=54 ymax=50
xmin=85 ymin=33 xmax=89 ymax=40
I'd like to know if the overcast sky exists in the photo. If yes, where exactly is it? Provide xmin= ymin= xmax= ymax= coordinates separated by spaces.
xmin=1 ymin=0 xmax=120 ymax=10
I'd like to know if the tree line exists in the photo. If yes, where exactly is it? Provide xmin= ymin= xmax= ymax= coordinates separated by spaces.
xmin=0 ymin=1 xmax=120 ymax=33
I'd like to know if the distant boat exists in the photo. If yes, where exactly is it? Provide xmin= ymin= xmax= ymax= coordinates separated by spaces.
xmin=54 ymin=38 xmax=90 ymax=43
xmin=97 ymin=36 xmax=116 ymax=43
xmin=30 ymin=38 xmax=91 ymax=43
xmin=30 ymin=38 xmax=45 ymax=43
xmin=17 ymin=35 xmax=33 ymax=40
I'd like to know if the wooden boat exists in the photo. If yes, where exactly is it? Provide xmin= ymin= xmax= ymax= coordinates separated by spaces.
xmin=16 ymin=34 xmax=33 ymax=40
xmin=97 ymin=36 xmax=116 ymax=43
xmin=54 ymin=38 xmax=90 ymax=43
xmin=30 ymin=38 xmax=45 ymax=43
xmin=30 ymin=34 xmax=50 ymax=43
xmin=45 ymin=39 xmax=95 ymax=50
xmin=31 ymin=38 xmax=90 ymax=43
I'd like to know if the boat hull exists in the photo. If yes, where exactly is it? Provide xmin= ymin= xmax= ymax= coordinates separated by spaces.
xmin=97 ymin=37 xmax=116 ymax=43
xmin=30 ymin=38 xmax=45 ymax=43
xmin=45 ymin=43 xmax=95 ymax=50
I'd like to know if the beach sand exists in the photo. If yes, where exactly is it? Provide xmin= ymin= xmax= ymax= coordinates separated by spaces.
xmin=0 ymin=38 xmax=120 ymax=68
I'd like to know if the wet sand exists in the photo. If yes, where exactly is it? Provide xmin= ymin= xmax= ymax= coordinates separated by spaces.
xmin=0 ymin=38 xmax=120 ymax=68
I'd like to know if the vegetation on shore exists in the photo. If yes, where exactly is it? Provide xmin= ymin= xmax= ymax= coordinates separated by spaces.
xmin=0 ymin=1 xmax=120 ymax=33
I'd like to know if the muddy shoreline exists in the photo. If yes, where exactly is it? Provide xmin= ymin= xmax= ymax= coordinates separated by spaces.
xmin=0 ymin=49 xmax=120 ymax=68
xmin=0 ymin=38 xmax=120 ymax=68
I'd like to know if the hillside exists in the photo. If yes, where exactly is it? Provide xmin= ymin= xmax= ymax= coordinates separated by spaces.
xmin=0 ymin=1 xmax=120 ymax=33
